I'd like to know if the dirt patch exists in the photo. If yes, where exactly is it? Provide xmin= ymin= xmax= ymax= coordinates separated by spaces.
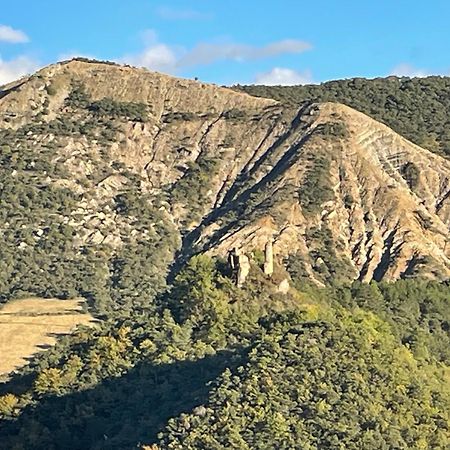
xmin=0 ymin=298 xmax=95 ymax=377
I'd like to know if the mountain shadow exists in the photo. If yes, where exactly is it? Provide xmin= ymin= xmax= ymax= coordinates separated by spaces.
xmin=0 ymin=349 xmax=245 ymax=449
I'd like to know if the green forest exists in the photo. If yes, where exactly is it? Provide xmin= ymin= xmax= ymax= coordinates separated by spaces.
xmin=237 ymin=76 xmax=450 ymax=158
xmin=0 ymin=84 xmax=179 ymax=317
xmin=1 ymin=256 xmax=449 ymax=449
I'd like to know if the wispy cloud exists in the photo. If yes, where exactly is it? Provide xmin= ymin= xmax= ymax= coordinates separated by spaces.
xmin=124 ymin=43 xmax=178 ymax=73
xmin=254 ymin=67 xmax=313 ymax=85
xmin=0 ymin=25 xmax=29 ymax=44
xmin=156 ymin=6 xmax=212 ymax=21
xmin=122 ymin=31 xmax=312 ymax=74
xmin=177 ymin=39 xmax=311 ymax=67
xmin=390 ymin=63 xmax=430 ymax=77
xmin=0 ymin=55 xmax=39 ymax=85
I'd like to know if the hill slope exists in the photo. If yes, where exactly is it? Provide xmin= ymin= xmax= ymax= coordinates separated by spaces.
xmin=237 ymin=76 xmax=450 ymax=158
xmin=0 ymin=60 xmax=449 ymax=315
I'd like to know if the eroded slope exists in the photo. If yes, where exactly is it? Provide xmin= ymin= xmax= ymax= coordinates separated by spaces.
xmin=0 ymin=59 xmax=448 ymax=310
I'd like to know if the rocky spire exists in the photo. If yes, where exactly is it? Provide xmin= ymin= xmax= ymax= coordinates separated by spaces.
xmin=228 ymin=248 xmax=251 ymax=287
xmin=264 ymin=239 xmax=274 ymax=276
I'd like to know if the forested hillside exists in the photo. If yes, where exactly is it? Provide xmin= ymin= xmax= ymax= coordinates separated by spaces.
xmin=1 ymin=257 xmax=449 ymax=449
xmin=0 ymin=61 xmax=449 ymax=449
xmin=238 ymin=76 xmax=450 ymax=158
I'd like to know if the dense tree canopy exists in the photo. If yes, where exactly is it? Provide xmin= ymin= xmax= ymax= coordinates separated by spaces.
xmin=237 ymin=76 xmax=450 ymax=158
xmin=161 ymin=311 xmax=449 ymax=450
xmin=0 ymin=258 xmax=449 ymax=449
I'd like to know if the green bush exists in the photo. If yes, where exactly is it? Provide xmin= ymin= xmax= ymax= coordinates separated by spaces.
xmin=401 ymin=161 xmax=420 ymax=190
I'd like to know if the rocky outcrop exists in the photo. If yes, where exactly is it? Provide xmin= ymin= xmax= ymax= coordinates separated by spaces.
xmin=1 ymin=59 xmax=449 ymax=284
xmin=264 ymin=240 xmax=274 ymax=276
xmin=196 ymin=103 xmax=450 ymax=282
xmin=228 ymin=248 xmax=251 ymax=287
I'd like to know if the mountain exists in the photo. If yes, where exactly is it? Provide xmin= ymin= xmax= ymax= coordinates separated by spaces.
xmin=0 ymin=59 xmax=449 ymax=316
xmin=0 ymin=60 xmax=449 ymax=449
xmin=237 ymin=76 xmax=450 ymax=158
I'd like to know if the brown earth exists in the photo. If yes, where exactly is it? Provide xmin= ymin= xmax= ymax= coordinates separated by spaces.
xmin=0 ymin=298 xmax=95 ymax=378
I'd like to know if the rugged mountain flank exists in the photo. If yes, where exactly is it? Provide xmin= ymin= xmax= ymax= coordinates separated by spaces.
xmin=0 ymin=59 xmax=449 ymax=311
xmin=1 ymin=61 xmax=450 ymax=450
xmin=193 ymin=102 xmax=450 ymax=284
xmin=238 ymin=76 xmax=450 ymax=158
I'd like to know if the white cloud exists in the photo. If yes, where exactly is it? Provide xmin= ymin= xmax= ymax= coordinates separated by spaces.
xmin=156 ymin=6 xmax=212 ymax=21
xmin=0 ymin=25 xmax=29 ymax=43
xmin=254 ymin=67 xmax=313 ymax=85
xmin=390 ymin=63 xmax=429 ymax=78
xmin=0 ymin=55 xmax=39 ymax=85
xmin=123 ymin=32 xmax=312 ymax=74
xmin=177 ymin=39 xmax=311 ymax=67
xmin=124 ymin=43 xmax=178 ymax=73
xmin=121 ymin=29 xmax=178 ymax=73
xmin=261 ymin=40 xmax=312 ymax=58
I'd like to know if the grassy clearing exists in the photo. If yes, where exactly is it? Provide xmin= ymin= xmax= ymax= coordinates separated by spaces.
xmin=0 ymin=298 xmax=95 ymax=377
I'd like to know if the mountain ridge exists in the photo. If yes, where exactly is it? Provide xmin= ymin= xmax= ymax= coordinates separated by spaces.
xmin=238 ymin=76 xmax=450 ymax=159
xmin=0 ymin=59 xmax=449 ymax=312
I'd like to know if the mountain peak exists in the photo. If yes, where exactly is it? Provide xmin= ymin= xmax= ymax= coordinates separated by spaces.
xmin=0 ymin=58 xmax=277 ymax=131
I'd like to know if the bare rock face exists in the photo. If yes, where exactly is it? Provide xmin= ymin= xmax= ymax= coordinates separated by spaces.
xmin=197 ymin=103 xmax=450 ymax=283
xmin=277 ymin=279 xmax=290 ymax=294
xmin=228 ymin=248 xmax=251 ymax=287
xmin=236 ymin=254 xmax=251 ymax=288
xmin=1 ymin=59 xmax=449 ymax=285
xmin=264 ymin=240 xmax=274 ymax=276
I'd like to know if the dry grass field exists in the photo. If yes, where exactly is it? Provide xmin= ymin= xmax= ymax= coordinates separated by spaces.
xmin=0 ymin=298 xmax=95 ymax=377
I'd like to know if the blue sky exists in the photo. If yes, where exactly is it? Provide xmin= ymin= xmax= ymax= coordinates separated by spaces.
xmin=0 ymin=0 xmax=449 ymax=85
